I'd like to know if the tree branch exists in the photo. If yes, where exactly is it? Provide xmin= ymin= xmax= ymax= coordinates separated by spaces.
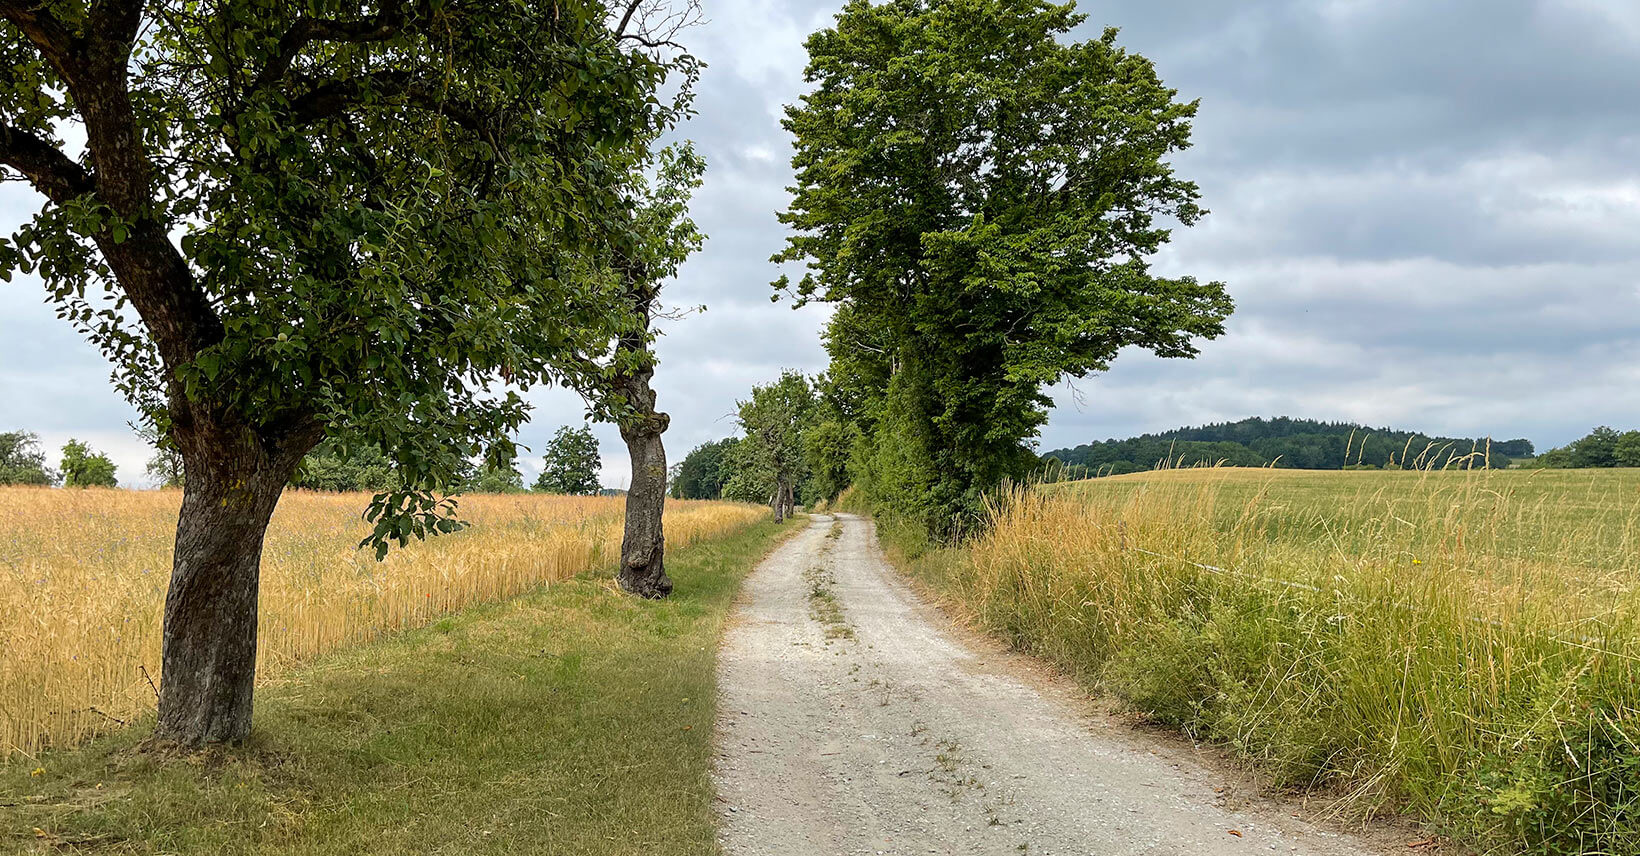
xmin=287 ymin=71 xmax=498 ymax=148
xmin=0 ymin=124 xmax=95 ymax=205
xmin=0 ymin=1 xmax=85 ymax=66
xmin=88 ymin=0 xmax=145 ymax=46
xmin=616 ymin=33 xmax=686 ymax=51
xmin=250 ymin=2 xmax=410 ymax=93
xmin=614 ymin=0 xmax=642 ymax=37
xmin=611 ymin=0 xmax=701 ymax=50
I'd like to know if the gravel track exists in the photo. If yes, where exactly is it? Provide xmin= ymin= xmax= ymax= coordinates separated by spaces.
xmin=713 ymin=513 xmax=1394 ymax=856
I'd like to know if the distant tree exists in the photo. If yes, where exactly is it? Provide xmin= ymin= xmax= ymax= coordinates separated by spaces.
xmin=61 ymin=439 xmax=117 ymax=488
xmin=136 ymin=423 xmax=184 ymax=488
xmin=735 ymin=372 xmax=815 ymax=520
xmin=468 ymin=462 xmax=526 ymax=495
xmin=0 ymin=1 xmax=690 ymax=745
xmin=1570 ymin=427 xmax=1622 ymax=468
xmin=720 ymin=438 xmax=775 ymax=506
xmin=0 ymin=431 xmax=55 ymax=485
xmin=290 ymin=440 xmax=398 ymax=493
xmin=535 ymin=426 xmax=602 ymax=495
xmin=775 ymin=0 xmax=1232 ymax=534
xmin=1533 ymin=447 xmax=1573 ymax=468
xmin=1615 ymin=432 xmax=1640 ymax=468
xmin=672 ymin=438 xmax=736 ymax=500
xmin=1537 ymin=426 xmax=1640 ymax=469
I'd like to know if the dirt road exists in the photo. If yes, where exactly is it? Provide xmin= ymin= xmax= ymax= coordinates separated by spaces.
xmin=713 ymin=513 xmax=1389 ymax=856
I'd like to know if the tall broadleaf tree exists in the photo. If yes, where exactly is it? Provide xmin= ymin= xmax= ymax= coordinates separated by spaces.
xmin=733 ymin=371 xmax=815 ymax=521
xmin=774 ymin=0 xmax=1234 ymax=533
xmin=0 ymin=0 xmax=689 ymax=746
xmin=568 ymin=142 xmax=705 ymax=597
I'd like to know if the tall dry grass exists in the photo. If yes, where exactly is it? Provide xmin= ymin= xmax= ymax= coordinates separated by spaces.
xmin=907 ymin=468 xmax=1640 ymax=854
xmin=0 ymin=488 xmax=765 ymax=758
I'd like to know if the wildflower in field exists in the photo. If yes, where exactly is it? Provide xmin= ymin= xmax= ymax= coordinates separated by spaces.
xmin=1412 ymin=558 xmax=1423 ymax=565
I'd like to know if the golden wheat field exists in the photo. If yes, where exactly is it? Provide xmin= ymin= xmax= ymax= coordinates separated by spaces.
xmin=0 ymin=488 xmax=766 ymax=758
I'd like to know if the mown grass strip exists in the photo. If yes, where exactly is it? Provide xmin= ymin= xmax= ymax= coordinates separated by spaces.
xmin=1 ymin=516 xmax=796 ymax=856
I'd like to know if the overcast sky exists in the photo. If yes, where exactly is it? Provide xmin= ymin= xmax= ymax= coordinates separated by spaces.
xmin=4 ymin=0 xmax=1639 ymax=487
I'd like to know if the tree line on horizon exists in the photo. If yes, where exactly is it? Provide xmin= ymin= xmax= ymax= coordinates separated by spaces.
xmin=1526 ymin=426 xmax=1640 ymax=469
xmin=669 ymin=370 xmax=852 ymax=516
xmin=1041 ymin=416 xmax=1537 ymax=476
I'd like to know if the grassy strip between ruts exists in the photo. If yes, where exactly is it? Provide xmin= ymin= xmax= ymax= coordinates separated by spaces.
xmin=1 ymin=515 xmax=797 ymax=856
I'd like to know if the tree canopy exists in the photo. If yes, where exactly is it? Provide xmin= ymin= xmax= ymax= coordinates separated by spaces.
xmin=0 ymin=0 xmax=687 ymax=545
xmin=535 ymin=425 xmax=603 ymax=495
xmin=60 ymin=438 xmax=117 ymax=487
xmin=774 ymin=0 xmax=1232 ymax=533
xmin=671 ymin=438 xmax=735 ymax=500
xmin=0 ymin=430 xmax=54 ymax=485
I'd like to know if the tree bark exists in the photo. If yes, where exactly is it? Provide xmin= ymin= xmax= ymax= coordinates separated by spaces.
xmin=152 ymin=415 xmax=316 ymax=747
xmin=616 ymin=372 xmax=672 ymax=599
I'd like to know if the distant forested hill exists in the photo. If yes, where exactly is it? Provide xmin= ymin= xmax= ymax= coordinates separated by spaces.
xmin=1042 ymin=417 xmax=1533 ymax=476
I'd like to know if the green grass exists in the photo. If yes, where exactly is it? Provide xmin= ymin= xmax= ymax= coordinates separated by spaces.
xmin=802 ymin=522 xmax=853 ymax=641
xmin=1 ymin=516 xmax=796 ymax=855
xmin=875 ymin=468 xmax=1640 ymax=855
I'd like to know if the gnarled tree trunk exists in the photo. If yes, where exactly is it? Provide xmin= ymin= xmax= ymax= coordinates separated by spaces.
xmin=616 ymin=370 xmax=673 ymax=599
xmin=153 ymin=413 xmax=317 ymax=747
xmin=769 ymin=480 xmax=797 ymax=521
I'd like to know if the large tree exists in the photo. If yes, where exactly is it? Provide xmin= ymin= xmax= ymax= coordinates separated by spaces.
xmin=774 ymin=0 xmax=1233 ymax=532
xmin=577 ymin=142 xmax=705 ymax=597
xmin=0 ymin=0 xmax=685 ymax=746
